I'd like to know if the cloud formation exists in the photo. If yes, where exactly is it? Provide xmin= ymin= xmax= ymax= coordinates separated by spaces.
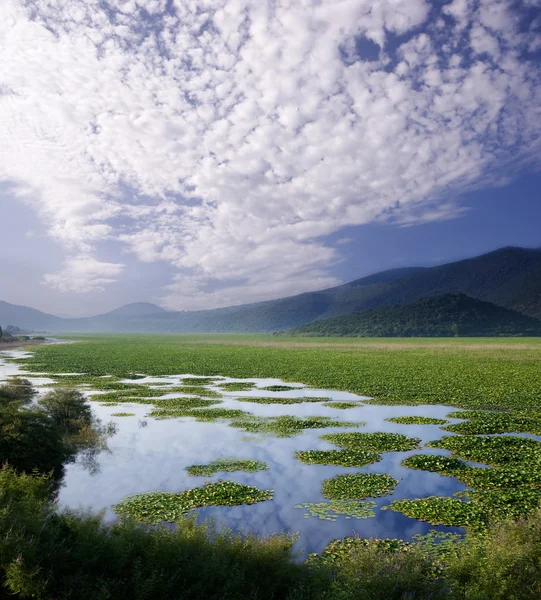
xmin=1 ymin=0 xmax=540 ymax=308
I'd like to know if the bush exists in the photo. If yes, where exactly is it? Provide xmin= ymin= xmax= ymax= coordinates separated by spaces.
xmin=38 ymin=389 xmax=94 ymax=434
xmin=0 ymin=378 xmax=36 ymax=406
xmin=447 ymin=509 xmax=541 ymax=600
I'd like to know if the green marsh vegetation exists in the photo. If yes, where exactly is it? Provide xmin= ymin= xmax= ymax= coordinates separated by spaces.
xmin=295 ymin=449 xmax=380 ymax=467
xmin=1 ymin=376 xmax=541 ymax=598
xmin=322 ymin=401 xmax=359 ymax=409
xmin=295 ymin=500 xmax=377 ymax=521
xmin=218 ymin=381 xmax=256 ymax=391
xmin=320 ymin=431 xmax=422 ymax=453
xmin=111 ymin=412 xmax=135 ymax=417
xmin=322 ymin=473 xmax=399 ymax=501
xmin=442 ymin=409 xmax=541 ymax=435
xmin=23 ymin=334 xmax=541 ymax=410
xmin=230 ymin=415 xmax=361 ymax=437
xmin=235 ymin=396 xmax=330 ymax=404
xmin=386 ymin=416 xmax=448 ymax=425
xmin=113 ymin=481 xmax=274 ymax=523
xmin=149 ymin=406 xmax=249 ymax=421
xmin=186 ymin=458 xmax=268 ymax=477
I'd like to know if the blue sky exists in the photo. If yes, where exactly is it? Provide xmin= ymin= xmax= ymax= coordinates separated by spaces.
xmin=1 ymin=0 xmax=540 ymax=317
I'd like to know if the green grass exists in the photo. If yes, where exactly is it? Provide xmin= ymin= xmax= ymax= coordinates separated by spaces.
xmin=322 ymin=473 xmax=398 ymax=500
xmin=22 ymin=334 xmax=541 ymax=410
xmin=320 ymin=432 xmax=421 ymax=453
xmin=386 ymin=416 xmax=447 ymax=425
xmin=113 ymin=481 xmax=274 ymax=524
xmin=186 ymin=458 xmax=268 ymax=477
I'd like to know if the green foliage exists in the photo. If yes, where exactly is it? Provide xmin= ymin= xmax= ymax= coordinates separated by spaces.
xmin=386 ymin=415 xmax=447 ymax=425
xmin=384 ymin=496 xmax=489 ymax=530
xmin=295 ymin=500 xmax=376 ymax=521
xmin=309 ymin=536 xmax=449 ymax=600
xmin=295 ymin=449 xmax=380 ymax=467
xmin=111 ymin=412 xmax=135 ymax=417
xmin=322 ymin=473 xmax=398 ymax=501
xmin=322 ymin=401 xmax=360 ymax=409
xmin=426 ymin=435 xmax=541 ymax=466
xmin=0 ymin=377 xmax=36 ymax=406
xmin=443 ymin=409 xmax=541 ymax=435
xmin=166 ymin=385 xmax=222 ymax=398
xmin=287 ymin=293 xmax=541 ymax=337
xmin=445 ymin=509 xmax=541 ymax=600
xmin=230 ymin=415 xmax=361 ymax=437
xmin=113 ymin=481 xmax=274 ymax=524
xmin=38 ymin=388 xmax=94 ymax=434
xmin=261 ymin=385 xmax=299 ymax=391
xmin=235 ymin=396 xmax=330 ymax=404
xmin=149 ymin=407 xmax=248 ymax=421
xmin=0 ymin=404 xmax=67 ymax=476
xmin=402 ymin=454 xmax=468 ymax=475
xmin=181 ymin=377 xmax=221 ymax=385
xmin=22 ymin=334 xmax=541 ymax=410
xmin=186 ymin=458 xmax=268 ymax=477
xmin=218 ymin=381 xmax=256 ymax=391
xmin=320 ymin=431 xmax=421 ymax=453
xmin=0 ymin=468 xmax=313 ymax=600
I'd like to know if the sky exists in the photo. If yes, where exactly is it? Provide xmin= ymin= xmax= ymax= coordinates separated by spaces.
xmin=1 ymin=0 xmax=540 ymax=317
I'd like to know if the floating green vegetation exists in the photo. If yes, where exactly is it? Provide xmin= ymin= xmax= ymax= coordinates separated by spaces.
xmin=166 ymin=386 xmax=222 ymax=398
xmin=442 ymin=409 xmax=541 ymax=435
xmin=261 ymin=385 xmax=299 ymax=392
xmin=383 ymin=496 xmax=489 ymax=530
xmin=124 ymin=374 xmax=147 ymax=380
xmin=295 ymin=500 xmax=376 ymax=521
xmin=386 ymin=416 xmax=447 ymax=425
xmin=321 ymin=432 xmax=421 ymax=453
xmin=218 ymin=381 xmax=256 ymax=391
xmin=111 ymin=412 xmax=135 ymax=417
xmin=322 ymin=402 xmax=360 ymax=409
xmin=113 ymin=481 xmax=274 ymax=524
xmin=149 ymin=407 xmax=249 ymax=421
xmin=322 ymin=473 xmax=398 ymax=501
xmin=426 ymin=435 xmax=541 ymax=466
xmin=153 ymin=398 xmax=221 ymax=410
xmin=402 ymin=454 xmax=467 ymax=476
xmin=181 ymin=377 xmax=221 ymax=385
xmin=99 ymin=402 xmax=119 ymax=407
xmin=21 ymin=335 xmax=541 ymax=411
xmin=234 ymin=396 xmax=330 ymax=405
xmin=88 ymin=388 xmax=170 ymax=402
xmin=295 ymin=449 xmax=380 ymax=468
xmin=230 ymin=416 xmax=361 ymax=438
xmin=186 ymin=458 xmax=268 ymax=477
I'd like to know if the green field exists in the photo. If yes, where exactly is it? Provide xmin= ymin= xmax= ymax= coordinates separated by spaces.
xmin=24 ymin=334 xmax=541 ymax=410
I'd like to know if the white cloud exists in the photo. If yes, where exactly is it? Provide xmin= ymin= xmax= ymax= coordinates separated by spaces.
xmin=0 ymin=0 xmax=540 ymax=307
xmin=43 ymin=255 xmax=125 ymax=293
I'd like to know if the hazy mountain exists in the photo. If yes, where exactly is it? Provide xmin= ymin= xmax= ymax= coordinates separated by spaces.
xmin=1 ymin=246 xmax=540 ymax=333
xmin=286 ymin=294 xmax=541 ymax=337
xmin=102 ymin=303 xmax=167 ymax=317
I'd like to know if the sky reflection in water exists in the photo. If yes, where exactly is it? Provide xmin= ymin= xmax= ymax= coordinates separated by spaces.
xmin=1 ymin=353 xmax=466 ymax=556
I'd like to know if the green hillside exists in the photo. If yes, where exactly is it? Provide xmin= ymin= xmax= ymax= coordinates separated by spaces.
xmin=2 ymin=246 xmax=541 ymax=332
xmin=286 ymin=294 xmax=541 ymax=337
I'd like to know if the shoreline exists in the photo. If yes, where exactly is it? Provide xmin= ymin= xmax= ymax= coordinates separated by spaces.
xmin=0 ymin=339 xmax=48 ymax=351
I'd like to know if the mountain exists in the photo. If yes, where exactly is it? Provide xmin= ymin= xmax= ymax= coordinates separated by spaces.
xmin=285 ymin=294 xmax=541 ymax=337
xmin=103 ymin=303 xmax=166 ymax=317
xmin=1 ymin=246 xmax=541 ymax=333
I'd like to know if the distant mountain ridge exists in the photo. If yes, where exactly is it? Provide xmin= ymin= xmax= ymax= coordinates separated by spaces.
xmin=1 ymin=246 xmax=541 ymax=333
xmin=285 ymin=294 xmax=541 ymax=337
